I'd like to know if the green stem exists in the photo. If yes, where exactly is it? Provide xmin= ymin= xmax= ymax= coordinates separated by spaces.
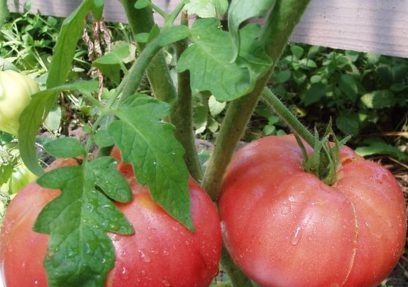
xmin=203 ymin=2 xmax=311 ymax=285
xmin=261 ymin=88 xmax=314 ymax=146
xmin=119 ymin=1 xmax=203 ymax=179
xmin=221 ymin=246 xmax=255 ymax=287
xmin=172 ymin=13 xmax=203 ymax=181
xmin=120 ymin=0 xmax=177 ymax=105
xmin=116 ymin=37 xmax=164 ymax=100
xmin=165 ymin=0 xmax=187 ymax=26
xmin=203 ymin=0 xmax=311 ymax=201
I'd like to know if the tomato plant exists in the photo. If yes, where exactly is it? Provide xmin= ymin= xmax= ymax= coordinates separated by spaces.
xmin=0 ymin=0 xmax=406 ymax=286
xmin=0 ymin=70 xmax=39 ymax=136
xmin=0 ymin=158 xmax=221 ymax=287
xmin=219 ymin=135 xmax=407 ymax=287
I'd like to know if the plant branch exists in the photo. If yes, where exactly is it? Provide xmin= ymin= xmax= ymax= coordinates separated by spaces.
xmin=203 ymin=0 xmax=311 ymax=200
xmin=120 ymin=0 xmax=177 ymax=105
xmin=119 ymin=0 xmax=203 ymax=180
xmin=261 ymin=88 xmax=314 ymax=146
xmin=172 ymin=12 xmax=203 ymax=181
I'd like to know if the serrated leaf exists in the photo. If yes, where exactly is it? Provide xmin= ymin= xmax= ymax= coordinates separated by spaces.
xmin=88 ymin=156 xmax=132 ymax=202
xmin=184 ymin=0 xmax=228 ymax=18
xmin=44 ymin=138 xmax=86 ymax=158
xmin=34 ymin=164 xmax=133 ymax=287
xmin=177 ymin=18 xmax=253 ymax=102
xmin=47 ymin=0 xmax=105 ymax=88
xmin=236 ymin=23 xmax=272 ymax=77
xmin=228 ymin=0 xmax=276 ymax=59
xmin=19 ymin=81 xmax=98 ymax=175
xmin=108 ymin=95 xmax=192 ymax=229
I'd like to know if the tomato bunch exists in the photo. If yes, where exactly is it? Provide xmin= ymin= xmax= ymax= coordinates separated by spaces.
xmin=0 ymin=156 xmax=222 ymax=287
xmin=219 ymin=135 xmax=407 ymax=287
xmin=0 ymin=70 xmax=39 ymax=136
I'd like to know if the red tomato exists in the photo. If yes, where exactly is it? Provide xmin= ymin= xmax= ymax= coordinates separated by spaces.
xmin=0 ymin=157 xmax=222 ymax=287
xmin=219 ymin=135 xmax=406 ymax=287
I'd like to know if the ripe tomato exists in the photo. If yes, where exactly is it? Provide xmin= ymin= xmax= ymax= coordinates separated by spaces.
xmin=0 ymin=70 xmax=39 ymax=135
xmin=0 ymin=157 xmax=222 ymax=287
xmin=219 ymin=135 xmax=406 ymax=287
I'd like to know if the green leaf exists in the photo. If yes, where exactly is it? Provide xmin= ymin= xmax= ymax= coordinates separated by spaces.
xmin=361 ymin=90 xmax=396 ymax=109
xmin=93 ymin=43 xmax=131 ymax=84
xmin=236 ymin=23 xmax=273 ymax=77
xmin=44 ymin=138 xmax=86 ymax=158
xmin=47 ymin=0 xmax=105 ymax=88
xmin=339 ymin=74 xmax=359 ymax=101
xmin=177 ymin=18 xmax=253 ymax=102
xmin=134 ymin=0 xmax=151 ymax=9
xmin=356 ymin=138 xmax=408 ymax=163
xmin=34 ymin=164 xmax=133 ymax=287
xmin=290 ymin=45 xmax=304 ymax=59
xmin=336 ymin=113 xmax=360 ymax=136
xmin=228 ymin=0 xmax=276 ymax=59
xmin=19 ymin=81 xmax=98 ymax=175
xmin=108 ymin=95 xmax=192 ymax=229
xmin=94 ymin=129 xmax=115 ymax=148
xmin=88 ymin=156 xmax=132 ymax=202
xmin=0 ymin=0 xmax=9 ymax=28
xmin=156 ymin=25 xmax=191 ymax=46
xmin=302 ymin=83 xmax=326 ymax=106
xmin=44 ymin=107 xmax=62 ymax=132
xmin=208 ymin=95 xmax=226 ymax=117
xmin=184 ymin=0 xmax=229 ymax=18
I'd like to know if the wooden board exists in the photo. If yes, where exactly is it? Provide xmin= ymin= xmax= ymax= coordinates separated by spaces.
xmin=7 ymin=0 xmax=408 ymax=58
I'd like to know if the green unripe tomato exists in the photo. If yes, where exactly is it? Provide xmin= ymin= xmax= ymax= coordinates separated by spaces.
xmin=0 ymin=70 xmax=39 ymax=135
xmin=10 ymin=163 xmax=37 ymax=194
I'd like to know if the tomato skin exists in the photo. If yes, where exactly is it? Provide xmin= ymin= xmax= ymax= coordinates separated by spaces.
xmin=219 ymin=135 xmax=406 ymax=287
xmin=0 ymin=70 xmax=39 ymax=135
xmin=0 ymin=159 xmax=222 ymax=287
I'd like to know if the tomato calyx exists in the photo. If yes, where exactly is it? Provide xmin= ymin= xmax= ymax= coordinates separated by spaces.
xmin=296 ymin=124 xmax=350 ymax=186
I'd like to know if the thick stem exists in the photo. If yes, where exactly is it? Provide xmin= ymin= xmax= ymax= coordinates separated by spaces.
xmin=172 ymin=13 xmax=203 ymax=181
xmin=203 ymin=0 xmax=311 ymax=201
xmin=261 ymin=88 xmax=314 ymax=146
xmin=120 ymin=0 xmax=177 ymax=104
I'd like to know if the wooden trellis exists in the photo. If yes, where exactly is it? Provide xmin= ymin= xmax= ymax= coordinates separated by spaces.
xmin=7 ymin=0 xmax=408 ymax=58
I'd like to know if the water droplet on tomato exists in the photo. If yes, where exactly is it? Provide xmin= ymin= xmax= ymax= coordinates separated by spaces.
xmin=121 ymin=266 xmax=128 ymax=275
xmin=290 ymin=226 xmax=303 ymax=246
xmin=138 ymin=249 xmax=151 ymax=263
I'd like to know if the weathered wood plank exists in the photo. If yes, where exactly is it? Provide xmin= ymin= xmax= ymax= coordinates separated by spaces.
xmin=7 ymin=0 xmax=408 ymax=58
xmin=292 ymin=0 xmax=408 ymax=58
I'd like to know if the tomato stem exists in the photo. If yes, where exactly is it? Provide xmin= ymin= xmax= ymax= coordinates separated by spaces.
xmin=261 ymin=88 xmax=315 ymax=146
xmin=203 ymin=0 xmax=311 ymax=201
xmin=172 ymin=12 xmax=203 ymax=181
